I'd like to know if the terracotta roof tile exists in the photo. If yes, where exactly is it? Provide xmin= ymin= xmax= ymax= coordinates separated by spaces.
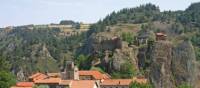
xmin=15 ymin=82 xmax=34 ymax=87
xmin=59 ymin=80 xmax=72 ymax=85
xmin=34 ymin=78 xmax=61 ymax=84
xmin=101 ymin=79 xmax=132 ymax=86
xmin=102 ymin=74 xmax=111 ymax=79
xmin=11 ymin=86 xmax=32 ymax=88
xmin=47 ymin=73 xmax=60 ymax=78
xmin=71 ymin=80 xmax=96 ymax=88
xmin=29 ymin=72 xmax=47 ymax=82
xmin=79 ymin=70 xmax=110 ymax=80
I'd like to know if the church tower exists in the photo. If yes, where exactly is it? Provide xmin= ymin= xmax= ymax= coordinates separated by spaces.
xmin=60 ymin=60 xmax=79 ymax=80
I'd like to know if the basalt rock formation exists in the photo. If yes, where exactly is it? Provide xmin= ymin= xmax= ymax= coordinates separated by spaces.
xmin=149 ymin=40 xmax=199 ymax=88
xmin=149 ymin=41 xmax=175 ymax=88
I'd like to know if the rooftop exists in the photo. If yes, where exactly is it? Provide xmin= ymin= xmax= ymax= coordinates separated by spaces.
xmin=34 ymin=78 xmax=61 ymax=84
xmin=79 ymin=70 xmax=110 ymax=80
xmin=71 ymin=80 xmax=96 ymax=88
xmin=101 ymin=79 xmax=132 ymax=86
xmin=11 ymin=82 xmax=34 ymax=88
xmin=28 ymin=72 xmax=47 ymax=82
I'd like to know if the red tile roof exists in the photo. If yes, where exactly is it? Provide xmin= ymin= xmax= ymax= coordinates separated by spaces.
xmin=102 ymin=74 xmax=111 ymax=79
xmin=79 ymin=70 xmax=110 ymax=80
xmin=34 ymin=78 xmax=61 ymax=84
xmin=11 ymin=87 xmax=32 ymax=88
xmin=15 ymin=82 xmax=34 ymax=87
xmin=28 ymin=72 xmax=47 ymax=82
xmin=47 ymin=73 xmax=60 ymax=78
xmin=59 ymin=80 xmax=72 ymax=85
xmin=11 ymin=82 xmax=34 ymax=88
xmin=71 ymin=80 xmax=96 ymax=88
xmin=101 ymin=79 xmax=132 ymax=86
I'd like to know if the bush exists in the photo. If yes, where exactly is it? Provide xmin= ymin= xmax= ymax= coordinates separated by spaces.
xmin=177 ymin=83 xmax=192 ymax=88
xmin=130 ymin=82 xmax=153 ymax=88
xmin=122 ymin=32 xmax=134 ymax=44
xmin=111 ymin=61 xmax=137 ymax=78
xmin=0 ymin=71 xmax=16 ymax=88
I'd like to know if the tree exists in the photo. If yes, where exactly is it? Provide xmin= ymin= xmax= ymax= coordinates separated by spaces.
xmin=122 ymin=32 xmax=134 ymax=44
xmin=0 ymin=57 xmax=10 ymax=71
xmin=111 ymin=61 xmax=137 ymax=78
xmin=130 ymin=82 xmax=153 ymax=88
xmin=0 ymin=71 xmax=16 ymax=88
xmin=76 ymin=54 xmax=91 ymax=70
xmin=177 ymin=83 xmax=192 ymax=88
xmin=0 ymin=57 xmax=16 ymax=88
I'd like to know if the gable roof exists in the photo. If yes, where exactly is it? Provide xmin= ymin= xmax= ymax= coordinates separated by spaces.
xmin=47 ymin=73 xmax=60 ymax=78
xmin=28 ymin=72 xmax=47 ymax=82
xmin=79 ymin=70 xmax=110 ymax=80
xmin=101 ymin=79 xmax=132 ymax=86
xmin=71 ymin=80 xmax=96 ymax=88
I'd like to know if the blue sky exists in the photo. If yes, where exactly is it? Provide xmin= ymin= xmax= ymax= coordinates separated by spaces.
xmin=0 ymin=0 xmax=200 ymax=27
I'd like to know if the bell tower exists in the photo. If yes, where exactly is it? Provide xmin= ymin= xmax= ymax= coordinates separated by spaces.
xmin=60 ymin=60 xmax=79 ymax=80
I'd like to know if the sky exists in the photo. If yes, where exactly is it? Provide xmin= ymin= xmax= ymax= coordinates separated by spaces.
xmin=0 ymin=0 xmax=200 ymax=27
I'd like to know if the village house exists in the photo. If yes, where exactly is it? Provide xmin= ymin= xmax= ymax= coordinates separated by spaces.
xmin=79 ymin=70 xmax=110 ymax=80
xmin=11 ymin=60 xmax=147 ymax=88
xmin=28 ymin=72 xmax=48 ymax=82
xmin=34 ymin=78 xmax=71 ymax=88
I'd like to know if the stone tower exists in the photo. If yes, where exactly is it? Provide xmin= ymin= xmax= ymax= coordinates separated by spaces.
xmin=61 ymin=60 xmax=79 ymax=80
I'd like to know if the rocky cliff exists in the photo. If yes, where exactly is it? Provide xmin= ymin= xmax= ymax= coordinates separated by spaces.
xmin=149 ymin=41 xmax=175 ymax=88
xmin=172 ymin=40 xmax=196 ymax=87
xmin=80 ymin=31 xmax=139 ymax=75
xmin=149 ymin=40 xmax=199 ymax=88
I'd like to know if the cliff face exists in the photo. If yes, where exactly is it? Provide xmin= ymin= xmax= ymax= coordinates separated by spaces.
xmin=81 ymin=32 xmax=138 ymax=73
xmin=81 ymin=32 xmax=122 ymax=55
xmin=110 ymin=42 xmax=138 ymax=72
xmin=149 ymin=41 xmax=175 ymax=88
xmin=171 ymin=41 xmax=196 ymax=87
xmin=149 ymin=40 xmax=199 ymax=88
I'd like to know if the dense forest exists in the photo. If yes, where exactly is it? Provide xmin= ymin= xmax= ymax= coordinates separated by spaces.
xmin=88 ymin=3 xmax=200 ymax=60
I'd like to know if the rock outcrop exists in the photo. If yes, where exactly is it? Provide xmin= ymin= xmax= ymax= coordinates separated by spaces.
xmin=111 ymin=42 xmax=138 ymax=72
xmin=171 ymin=40 xmax=196 ymax=87
xmin=149 ymin=40 xmax=199 ymax=88
xmin=149 ymin=41 xmax=175 ymax=88
xmin=81 ymin=32 xmax=138 ymax=73
xmin=81 ymin=32 xmax=122 ymax=55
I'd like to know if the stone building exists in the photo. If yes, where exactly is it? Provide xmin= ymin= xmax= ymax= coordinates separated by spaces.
xmin=60 ymin=61 xmax=79 ymax=80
